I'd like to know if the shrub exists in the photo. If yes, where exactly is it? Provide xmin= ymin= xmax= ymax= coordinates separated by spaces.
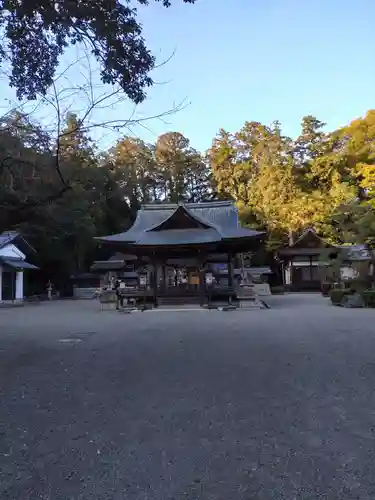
xmin=361 ymin=290 xmax=375 ymax=308
xmin=349 ymin=279 xmax=371 ymax=293
xmin=330 ymin=289 xmax=352 ymax=306
xmin=271 ymin=285 xmax=284 ymax=295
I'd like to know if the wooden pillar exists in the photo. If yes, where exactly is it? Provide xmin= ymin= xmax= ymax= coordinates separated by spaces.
xmin=198 ymin=253 xmax=206 ymax=307
xmin=151 ymin=256 xmax=158 ymax=307
xmin=227 ymin=253 xmax=234 ymax=288
xmin=199 ymin=265 xmax=205 ymax=306
xmin=161 ymin=263 xmax=167 ymax=292
xmin=227 ymin=253 xmax=234 ymax=305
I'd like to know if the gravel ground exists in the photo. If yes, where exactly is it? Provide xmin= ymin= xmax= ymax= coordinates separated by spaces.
xmin=1 ymin=295 xmax=375 ymax=499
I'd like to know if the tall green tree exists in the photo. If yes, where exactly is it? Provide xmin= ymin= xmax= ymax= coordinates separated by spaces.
xmin=209 ymin=116 xmax=356 ymax=246
xmin=0 ymin=112 xmax=59 ymax=229
xmin=155 ymin=132 xmax=210 ymax=203
xmin=208 ymin=122 xmax=275 ymax=207
xmin=109 ymin=137 xmax=158 ymax=215
xmin=323 ymin=110 xmax=375 ymax=245
xmin=0 ymin=0 xmax=197 ymax=101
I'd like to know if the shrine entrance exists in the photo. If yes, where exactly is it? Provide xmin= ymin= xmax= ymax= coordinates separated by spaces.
xmin=158 ymin=263 xmax=201 ymax=297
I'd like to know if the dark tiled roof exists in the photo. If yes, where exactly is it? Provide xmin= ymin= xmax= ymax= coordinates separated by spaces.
xmin=91 ymin=261 xmax=125 ymax=271
xmin=0 ymin=231 xmax=36 ymax=254
xmin=0 ymin=256 xmax=38 ymax=270
xmin=134 ymin=201 xmax=239 ymax=232
xmin=108 ymin=253 xmax=137 ymax=261
xmin=137 ymin=228 xmax=222 ymax=246
xmin=96 ymin=201 xmax=264 ymax=246
xmin=0 ymin=231 xmax=19 ymax=249
xmin=278 ymin=247 xmax=327 ymax=256
xmin=279 ymin=242 xmax=371 ymax=261
xmin=339 ymin=244 xmax=370 ymax=261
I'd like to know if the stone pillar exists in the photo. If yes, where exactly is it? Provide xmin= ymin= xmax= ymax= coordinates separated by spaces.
xmin=15 ymin=271 xmax=24 ymax=301
xmin=284 ymin=265 xmax=291 ymax=285
xmin=0 ymin=266 xmax=2 ymax=302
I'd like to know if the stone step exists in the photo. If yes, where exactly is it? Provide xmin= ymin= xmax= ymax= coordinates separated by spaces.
xmin=157 ymin=296 xmax=201 ymax=306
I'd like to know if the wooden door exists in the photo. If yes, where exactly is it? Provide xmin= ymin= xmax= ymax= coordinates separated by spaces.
xmin=2 ymin=271 xmax=16 ymax=301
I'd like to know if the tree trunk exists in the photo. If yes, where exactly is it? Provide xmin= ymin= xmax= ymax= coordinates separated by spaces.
xmin=288 ymin=229 xmax=294 ymax=246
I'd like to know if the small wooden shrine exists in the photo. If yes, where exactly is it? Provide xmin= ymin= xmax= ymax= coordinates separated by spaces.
xmin=277 ymin=228 xmax=374 ymax=291
xmin=95 ymin=201 xmax=265 ymax=306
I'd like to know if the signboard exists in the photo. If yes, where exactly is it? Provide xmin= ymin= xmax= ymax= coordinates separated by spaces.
xmin=189 ymin=272 xmax=199 ymax=285
xmin=212 ymin=263 xmax=227 ymax=273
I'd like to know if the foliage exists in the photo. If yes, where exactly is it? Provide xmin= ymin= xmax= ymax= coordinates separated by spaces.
xmin=330 ymin=289 xmax=352 ymax=306
xmin=0 ymin=112 xmax=131 ymax=281
xmin=361 ymin=290 xmax=375 ymax=308
xmin=331 ymin=288 xmax=375 ymax=307
xmin=208 ymin=116 xmax=355 ymax=247
xmin=3 ymin=100 xmax=375 ymax=290
xmin=0 ymin=116 xmax=211 ymax=280
xmin=108 ymin=132 xmax=212 ymax=211
xmin=0 ymin=0 xmax=196 ymax=101
xmin=154 ymin=132 xmax=211 ymax=203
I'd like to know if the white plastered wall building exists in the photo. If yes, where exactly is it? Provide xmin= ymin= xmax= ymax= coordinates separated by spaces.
xmin=0 ymin=232 xmax=38 ymax=302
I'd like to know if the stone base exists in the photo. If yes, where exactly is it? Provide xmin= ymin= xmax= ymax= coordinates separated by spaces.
xmin=218 ymin=305 xmax=237 ymax=311
xmin=100 ymin=301 xmax=117 ymax=311
xmin=0 ymin=300 xmax=24 ymax=308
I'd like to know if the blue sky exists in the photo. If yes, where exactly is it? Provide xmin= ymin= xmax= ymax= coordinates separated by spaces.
xmin=1 ymin=0 xmax=374 ymax=153
xmin=135 ymin=0 xmax=375 ymax=151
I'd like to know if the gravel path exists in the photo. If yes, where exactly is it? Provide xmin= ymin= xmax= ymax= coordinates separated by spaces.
xmin=1 ymin=295 xmax=375 ymax=499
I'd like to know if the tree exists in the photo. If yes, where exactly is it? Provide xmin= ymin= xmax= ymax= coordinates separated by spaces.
xmin=0 ymin=111 xmax=60 ymax=229
xmin=0 ymin=45 xmax=188 ymax=231
xmin=314 ymin=111 xmax=375 ymax=246
xmin=209 ymin=121 xmax=295 ymax=233
xmin=208 ymin=123 xmax=276 ymax=207
xmin=0 ymin=0 xmax=197 ymax=101
xmin=328 ymin=202 xmax=375 ymax=245
xmin=108 ymin=132 xmax=211 ymax=210
xmin=155 ymin=132 xmax=210 ymax=203
xmin=293 ymin=116 xmax=326 ymax=167
xmin=208 ymin=116 xmax=357 ymax=247
xmin=337 ymin=110 xmax=375 ymax=203
xmin=108 ymin=137 xmax=158 ymax=216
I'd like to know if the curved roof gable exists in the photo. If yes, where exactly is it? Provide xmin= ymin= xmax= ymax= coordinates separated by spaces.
xmin=148 ymin=204 xmax=216 ymax=232
xmin=132 ymin=201 xmax=238 ymax=233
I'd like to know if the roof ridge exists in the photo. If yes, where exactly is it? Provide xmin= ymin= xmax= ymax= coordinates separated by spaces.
xmin=141 ymin=200 xmax=233 ymax=211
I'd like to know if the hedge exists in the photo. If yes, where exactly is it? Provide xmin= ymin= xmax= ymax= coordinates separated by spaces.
xmin=330 ymin=288 xmax=375 ymax=307
xmin=330 ymin=289 xmax=353 ymax=306
xmin=362 ymin=290 xmax=375 ymax=308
